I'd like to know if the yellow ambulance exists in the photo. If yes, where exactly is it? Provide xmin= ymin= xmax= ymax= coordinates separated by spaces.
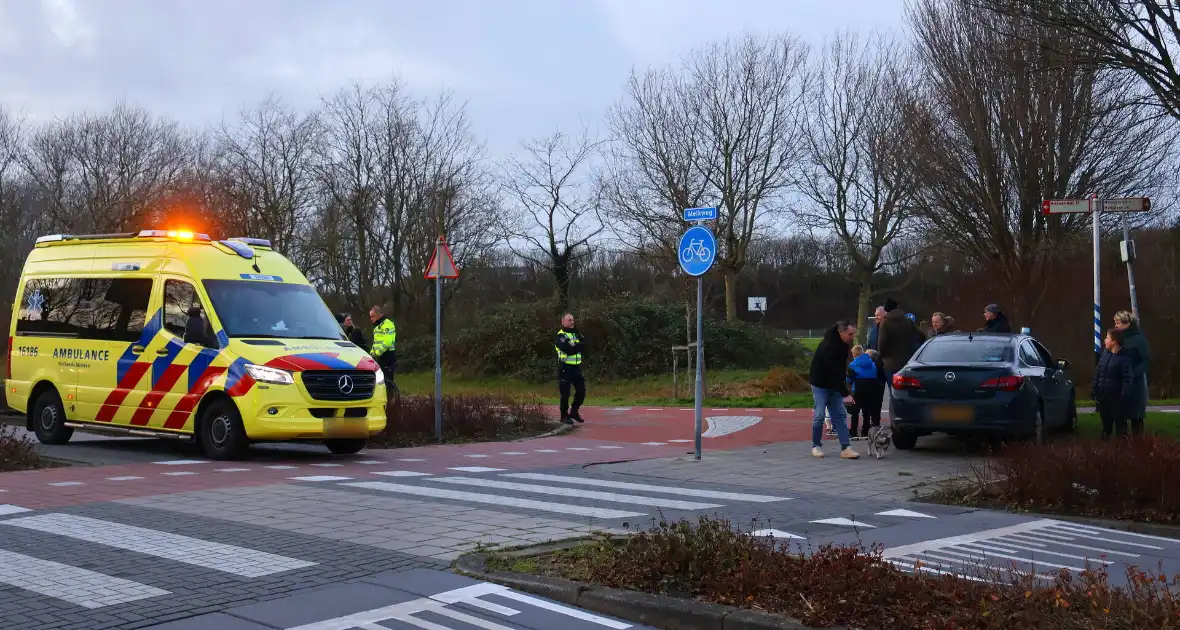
xmin=5 ymin=230 xmax=387 ymax=460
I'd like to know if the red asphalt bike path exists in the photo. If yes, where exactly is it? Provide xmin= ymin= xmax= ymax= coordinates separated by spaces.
xmin=546 ymin=405 xmax=819 ymax=446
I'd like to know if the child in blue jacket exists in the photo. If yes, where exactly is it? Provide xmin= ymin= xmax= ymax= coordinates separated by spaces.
xmin=849 ymin=347 xmax=885 ymax=439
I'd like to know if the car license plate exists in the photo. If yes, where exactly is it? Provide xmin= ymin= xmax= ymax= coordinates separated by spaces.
xmin=324 ymin=417 xmax=368 ymax=438
xmin=930 ymin=405 xmax=974 ymax=422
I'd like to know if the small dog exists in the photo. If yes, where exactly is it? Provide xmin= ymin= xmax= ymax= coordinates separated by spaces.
xmin=867 ymin=425 xmax=892 ymax=459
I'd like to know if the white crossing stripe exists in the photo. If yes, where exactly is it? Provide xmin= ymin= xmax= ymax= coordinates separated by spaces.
xmin=500 ymin=452 xmax=528 ymax=455
xmin=162 ymin=471 xmax=198 ymax=476
xmin=0 ymin=549 xmax=169 ymax=608
xmin=464 ymin=454 xmax=490 ymax=458
xmin=151 ymin=460 xmax=208 ymax=465
xmin=371 ymin=471 xmax=432 ymax=477
xmin=341 ymin=481 xmax=644 ymax=519
xmin=264 ymin=465 xmax=298 ymax=470
xmin=428 ymin=477 xmax=723 ymax=510
xmin=1 ymin=514 xmax=316 ymax=577
xmin=397 ymin=458 xmax=427 ymax=462
xmin=447 ymin=467 xmax=504 ymax=473
xmin=503 ymin=473 xmax=791 ymax=502
xmin=355 ymin=460 xmax=385 ymax=464
xmin=48 ymin=481 xmax=83 ymax=487
xmin=534 ymin=449 xmax=560 ymax=453
xmin=641 ymin=442 xmax=666 ymax=446
xmin=107 ymin=476 xmax=143 ymax=481
xmin=0 ymin=504 xmax=31 ymax=515
xmin=215 ymin=468 xmax=251 ymax=472
xmin=310 ymin=463 xmax=344 ymax=467
xmin=566 ymin=447 xmax=592 ymax=451
xmin=290 ymin=476 xmax=353 ymax=482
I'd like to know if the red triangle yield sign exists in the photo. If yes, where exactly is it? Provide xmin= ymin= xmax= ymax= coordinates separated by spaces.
xmin=424 ymin=238 xmax=460 ymax=279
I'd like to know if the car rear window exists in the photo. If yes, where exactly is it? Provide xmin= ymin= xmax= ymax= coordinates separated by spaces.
xmin=916 ymin=339 xmax=1014 ymax=363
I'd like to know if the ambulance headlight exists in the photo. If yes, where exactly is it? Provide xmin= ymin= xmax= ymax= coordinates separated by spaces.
xmin=244 ymin=364 xmax=294 ymax=385
xmin=373 ymin=369 xmax=385 ymax=386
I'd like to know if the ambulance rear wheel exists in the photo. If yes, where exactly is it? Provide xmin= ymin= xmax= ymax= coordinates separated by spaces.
xmin=31 ymin=389 xmax=73 ymax=445
xmin=325 ymin=439 xmax=367 ymax=455
xmin=199 ymin=399 xmax=249 ymax=460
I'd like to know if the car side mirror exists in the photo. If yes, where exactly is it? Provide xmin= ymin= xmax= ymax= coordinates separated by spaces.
xmin=1057 ymin=358 xmax=1071 ymax=370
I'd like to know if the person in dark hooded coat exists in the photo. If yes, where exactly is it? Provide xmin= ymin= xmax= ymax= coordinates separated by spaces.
xmin=808 ymin=320 xmax=860 ymax=459
xmin=983 ymin=304 xmax=1012 ymax=333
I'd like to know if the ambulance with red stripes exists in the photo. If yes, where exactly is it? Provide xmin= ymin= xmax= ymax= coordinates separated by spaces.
xmin=5 ymin=230 xmax=388 ymax=460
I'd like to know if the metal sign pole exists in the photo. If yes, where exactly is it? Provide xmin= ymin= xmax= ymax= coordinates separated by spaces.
xmin=694 ymin=275 xmax=703 ymax=461
xmin=1121 ymin=212 xmax=1140 ymax=320
xmin=434 ymin=268 xmax=443 ymax=442
xmin=1092 ymin=194 xmax=1101 ymax=364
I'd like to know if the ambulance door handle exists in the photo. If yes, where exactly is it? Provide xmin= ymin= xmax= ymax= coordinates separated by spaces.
xmin=155 ymin=348 xmax=170 ymax=356
xmin=131 ymin=345 xmax=145 ymax=355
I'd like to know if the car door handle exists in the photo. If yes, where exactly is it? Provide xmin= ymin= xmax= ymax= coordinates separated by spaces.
xmin=131 ymin=345 xmax=146 ymax=355
xmin=156 ymin=348 xmax=171 ymax=356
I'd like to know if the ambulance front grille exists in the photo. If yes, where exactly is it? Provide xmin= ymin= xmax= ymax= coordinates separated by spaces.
xmin=300 ymin=370 xmax=376 ymax=401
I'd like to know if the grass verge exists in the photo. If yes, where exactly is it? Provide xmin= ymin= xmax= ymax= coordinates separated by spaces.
xmin=486 ymin=516 xmax=1180 ymax=629
xmin=927 ymin=434 xmax=1180 ymax=524
xmin=368 ymin=393 xmax=557 ymax=448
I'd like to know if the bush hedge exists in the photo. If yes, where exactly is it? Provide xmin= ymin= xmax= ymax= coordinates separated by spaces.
xmin=399 ymin=297 xmax=804 ymax=382
xmin=0 ymin=424 xmax=40 ymax=472
xmin=932 ymin=435 xmax=1180 ymax=523
xmin=528 ymin=516 xmax=1180 ymax=629
xmin=369 ymin=393 xmax=555 ymax=447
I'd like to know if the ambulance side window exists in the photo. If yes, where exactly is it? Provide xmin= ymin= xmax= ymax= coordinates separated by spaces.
xmin=163 ymin=280 xmax=201 ymax=339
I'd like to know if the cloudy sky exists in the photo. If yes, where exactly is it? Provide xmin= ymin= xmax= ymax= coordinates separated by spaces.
xmin=0 ymin=0 xmax=905 ymax=158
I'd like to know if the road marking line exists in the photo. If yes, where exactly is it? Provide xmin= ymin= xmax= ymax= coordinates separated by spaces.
xmin=1 ymin=514 xmax=316 ymax=577
xmin=927 ymin=546 xmax=1084 ymax=572
xmin=668 ymin=439 xmax=693 ymax=443
xmin=447 ymin=467 xmax=505 ymax=473
xmin=310 ymin=463 xmax=344 ymax=467
xmin=811 ymin=517 xmax=876 ymax=528
xmin=641 ymin=442 xmax=666 ymax=446
xmin=1003 ymin=533 xmax=1141 ymax=558
xmin=106 ymin=476 xmax=143 ymax=481
xmin=750 ymin=528 xmax=805 ymax=539
xmin=961 ymin=541 xmax=1112 ymax=565
xmin=342 ymin=481 xmax=644 ymax=519
xmin=876 ymin=509 xmax=937 ymax=519
xmin=598 ymin=445 xmax=624 ymax=449
xmin=0 ymin=504 xmax=31 ymax=515
xmin=0 ymin=549 xmax=169 ymax=608
xmin=151 ymin=460 xmax=208 ymax=465
xmin=162 ymin=471 xmax=198 ymax=476
xmin=289 ymin=475 xmax=354 ymax=482
xmin=355 ymin=460 xmax=385 ymax=464
xmin=1049 ymin=521 xmax=1180 ymax=543
xmin=464 ymin=454 xmax=490 ymax=458
xmin=534 ymin=449 xmax=560 ymax=453
xmin=500 ymin=452 xmax=528 ymax=455
xmin=1040 ymin=526 xmax=1163 ymax=549
xmin=397 ymin=458 xmax=427 ymax=462
xmin=48 ymin=481 xmax=83 ymax=487
xmin=703 ymin=415 xmax=762 ymax=438
xmin=264 ymin=465 xmax=298 ymax=470
xmin=503 ymin=473 xmax=791 ymax=502
xmin=566 ymin=447 xmax=592 ymax=451
xmin=883 ymin=519 xmax=1072 ymax=559
xmin=646 ymin=408 xmax=663 ymax=411
xmin=215 ymin=468 xmax=251 ymax=472
xmin=371 ymin=471 xmax=432 ymax=477
xmin=887 ymin=558 xmax=986 ymax=582
xmin=428 ymin=477 xmax=723 ymax=510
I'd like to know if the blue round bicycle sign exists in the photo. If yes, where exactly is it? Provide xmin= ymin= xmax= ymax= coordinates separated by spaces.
xmin=678 ymin=226 xmax=716 ymax=277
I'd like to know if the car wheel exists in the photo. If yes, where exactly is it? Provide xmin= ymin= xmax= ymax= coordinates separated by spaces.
xmin=1062 ymin=395 xmax=1077 ymax=433
xmin=31 ymin=389 xmax=73 ymax=445
xmin=325 ymin=438 xmax=367 ymax=455
xmin=892 ymin=427 xmax=918 ymax=450
xmin=199 ymin=399 xmax=249 ymax=460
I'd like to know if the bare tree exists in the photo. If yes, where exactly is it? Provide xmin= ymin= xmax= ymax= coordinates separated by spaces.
xmin=906 ymin=0 xmax=1179 ymax=318
xmin=967 ymin=0 xmax=1180 ymax=122
xmin=796 ymin=30 xmax=921 ymax=343
xmin=499 ymin=127 xmax=604 ymax=309
xmin=21 ymin=102 xmax=196 ymax=232
xmin=604 ymin=33 xmax=810 ymax=321
xmin=212 ymin=95 xmax=322 ymax=258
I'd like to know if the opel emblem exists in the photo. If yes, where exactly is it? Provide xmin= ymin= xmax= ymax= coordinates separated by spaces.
xmin=944 ymin=372 xmax=956 ymax=382
xmin=337 ymin=374 xmax=355 ymax=394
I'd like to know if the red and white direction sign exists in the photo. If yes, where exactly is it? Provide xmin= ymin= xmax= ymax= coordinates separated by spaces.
xmin=1100 ymin=197 xmax=1151 ymax=213
xmin=1042 ymin=199 xmax=1090 ymax=214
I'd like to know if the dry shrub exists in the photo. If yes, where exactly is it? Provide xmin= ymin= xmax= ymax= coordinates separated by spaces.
xmin=0 ymin=424 xmax=40 ymax=472
xmin=370 ymin=394 xmax=556 ymax=448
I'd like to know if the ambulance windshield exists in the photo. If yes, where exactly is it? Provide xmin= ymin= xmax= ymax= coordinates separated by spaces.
xmin=202 ymin=280 xmax=345 ymax=341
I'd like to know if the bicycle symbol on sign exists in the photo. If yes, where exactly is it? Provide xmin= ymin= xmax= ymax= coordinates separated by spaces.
xmin=681 ymin=239 xmax=712 ymax=263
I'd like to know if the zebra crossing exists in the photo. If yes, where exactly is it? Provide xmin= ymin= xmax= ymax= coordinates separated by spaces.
xmin=320 ymin=470 xmax=795 ymax=521
xmin=0 ymin=511 xmax=318 ymax=610
xmin=882 ymin=519 xmax=1180 ymax=583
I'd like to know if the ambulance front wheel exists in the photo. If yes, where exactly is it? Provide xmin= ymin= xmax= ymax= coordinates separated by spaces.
xmin=325 ymin=439 xmax=367 ymax=455
xmin=31 ymin=388 xmax=73 ymax=445
xmin=199 ymin=398 xmax=249 ymax=460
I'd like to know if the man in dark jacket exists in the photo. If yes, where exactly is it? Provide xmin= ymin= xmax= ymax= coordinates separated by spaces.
xmin=983 ymin=304 xmax=1013 ymax=333
xmin=1114 ymin=310 xmax=1151 ymax=435
xmin=877 ymin=298 xmax=924 ymax=376
xmin=931 ymin=312 xmax=957 ymax=336
xmin=1093 ymin=328 xmax=1134 ymax=439
xmin=337 ymin=313 xmax=367 ymax=349
xmin=808 ymin=320 xmax=860 ymax=459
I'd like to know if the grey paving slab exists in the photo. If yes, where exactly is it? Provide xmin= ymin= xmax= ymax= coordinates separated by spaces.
xmin=140 ymin=613 xmax=271 ymax=630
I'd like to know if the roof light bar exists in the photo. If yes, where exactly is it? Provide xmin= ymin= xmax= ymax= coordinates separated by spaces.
xmin=137 ymin=230 xmax=211 ymax=241
xmin=229 ymin=237 xmax=273 ymax=248
xmin=219 ymin=240 xmax=256 ymax=259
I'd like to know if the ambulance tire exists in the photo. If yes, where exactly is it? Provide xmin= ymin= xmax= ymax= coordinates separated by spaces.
xmin=199 ymin=398 xmax=249 ymax=461
xmin=31 ymin=389 xmax=73 ymax=445
xmin=325 ymin=439 xmax=367 ymax=455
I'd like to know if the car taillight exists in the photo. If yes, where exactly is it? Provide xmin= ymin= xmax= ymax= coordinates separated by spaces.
xmin=980 ymin=375 xmax=1024 ymax=391
xmin=892 ymin=374 xmax=921 ymax=390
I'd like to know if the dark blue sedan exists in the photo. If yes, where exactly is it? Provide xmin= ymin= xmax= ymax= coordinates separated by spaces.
xmin=889 ymin=332 xmax=1078 ymax=449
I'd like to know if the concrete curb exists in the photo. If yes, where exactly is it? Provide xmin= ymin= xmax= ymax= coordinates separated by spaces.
xmin=454 ymin=541 xmax=837 ymax=630
xmin=515 ymin=421 xmax=574 ymax=441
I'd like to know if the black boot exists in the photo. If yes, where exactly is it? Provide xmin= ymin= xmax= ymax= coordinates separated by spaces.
xmin=571 ymin=409 xmax=585 ymax=423
xmin=560 ymin=413 xmax=573 ymax=425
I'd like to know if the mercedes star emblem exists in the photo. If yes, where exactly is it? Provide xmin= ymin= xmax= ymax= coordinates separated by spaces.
xmin=337 ymin=374 xmax=355 ymax=394
xmin=944 ymin=372 xmax=956 ymax=382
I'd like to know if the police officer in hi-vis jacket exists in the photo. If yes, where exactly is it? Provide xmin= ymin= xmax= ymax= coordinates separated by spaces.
xmin=554 ymin=313 xmax=586 ymax=425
